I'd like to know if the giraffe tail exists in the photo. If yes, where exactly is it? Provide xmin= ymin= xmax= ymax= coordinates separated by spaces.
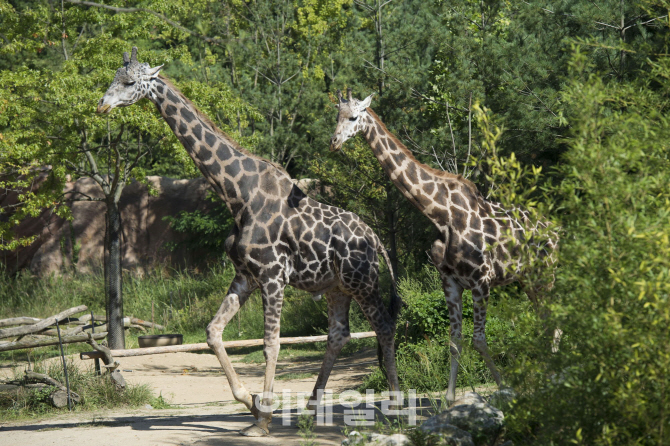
xmin=376 ymin=241 xmax=402 ymax=324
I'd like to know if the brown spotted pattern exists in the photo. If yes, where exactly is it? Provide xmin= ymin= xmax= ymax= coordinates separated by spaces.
xmin=98 ymin=50 xmax=401 ymax=436
xmin=330 ymin=90 xmax=558 ymax=402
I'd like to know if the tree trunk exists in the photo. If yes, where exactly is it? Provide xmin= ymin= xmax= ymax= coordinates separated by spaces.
xmin=105 ymin=199 xmax=125 ymax=349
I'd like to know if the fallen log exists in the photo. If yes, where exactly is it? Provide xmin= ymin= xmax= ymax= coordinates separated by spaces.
xmin=80 ymin=331 xmax=377 ymax=359
xmin=80 ymin=317 xmax=130 ymax=334
xmin=78 ymin=314 xmax=107 ymax=323
xmin=24 ymin=371 xmax=80 ymax=408
xmin=0 ymin=305 xmax=88 ymax=339
xmin=0 ymin=317 xmax=41 ymax=328
xmin=34 ymin=325 xmax=87 ymax=337
xmin=0 ymin=332 xmax=107 ymax=352
xmin=129 ymin=317 xmax=165 ymax=330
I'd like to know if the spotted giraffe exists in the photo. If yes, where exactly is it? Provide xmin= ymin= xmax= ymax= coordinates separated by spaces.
xmin=97 ymin=48 xmax=401 ymax=436
xmin=330 ymin=89 xmax=557 ymax=402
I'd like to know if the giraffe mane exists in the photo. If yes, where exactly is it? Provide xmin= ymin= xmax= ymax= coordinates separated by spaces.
xmin=366 ymin=108 xmax=481 ymax=197
xmin=157 ymin=75 xmax=290 ymax=176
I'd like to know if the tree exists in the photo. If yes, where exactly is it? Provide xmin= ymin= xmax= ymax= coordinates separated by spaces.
xmin=426 ymin=0 xmax=670 ymax=168
xmin=0 ymin=0 xmax=259 ymax=347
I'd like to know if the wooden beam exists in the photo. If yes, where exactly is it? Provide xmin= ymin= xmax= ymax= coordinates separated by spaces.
xmin=0 ymin=332 xmax=107 ymax=352
xmin=0 ymin=317 xmax=42 ymax=328
xmin=0 ymin=306 xmax=88 ymax=339
xmin=80 ymin=331 xmax=377 ymax=359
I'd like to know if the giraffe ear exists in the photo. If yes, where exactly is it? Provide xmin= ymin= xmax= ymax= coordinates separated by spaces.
xmin=147 ymin=64 xmax=164 ymax=79
xmin=360 ymin=93 xmax=374 ymax=110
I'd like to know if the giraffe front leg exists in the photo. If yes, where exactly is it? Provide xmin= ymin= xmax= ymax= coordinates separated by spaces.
xmin=240 ymin=281 xmax=285 ymax=437
xmin=206 ymin=273 xmax=257 ymax=410
xmin=471 ymin=286 xmax=502 ymax=387
xmin=307 ymin=291 xmax=352 ymax=413
xmin=442 ymin=274 xmax=464 ymax=404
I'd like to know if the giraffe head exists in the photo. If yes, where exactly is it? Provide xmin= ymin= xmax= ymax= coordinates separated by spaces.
xmin=329 ymin=88 xmax=373 ymax=152
xmin=97 ymin=47 xmax=163 ymax=114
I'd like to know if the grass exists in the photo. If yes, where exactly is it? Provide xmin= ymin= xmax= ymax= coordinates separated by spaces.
xmin=0 ymin=357 xmax=169 ymax=422
xmin=276 ymin=372 xmax=317 ymax=381
xmin=239 ymin=346 xmax=332 ymax=364
xmin=0 ymin=261 xmax=378 ymax=364
xmin=0 ymin=262 xmax=380 ymax=420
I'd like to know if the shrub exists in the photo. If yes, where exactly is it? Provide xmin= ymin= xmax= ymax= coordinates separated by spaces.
xmin=362 ymin=265 xmax=519 ymax=393
xmin=501 ymin=50 xmax=670 ymax=445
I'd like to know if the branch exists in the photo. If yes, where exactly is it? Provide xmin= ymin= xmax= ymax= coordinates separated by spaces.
xmin=63 ymin=0 xmax=223 ymax=45
xmin=62 ymin=190 xmax=105 ymax=202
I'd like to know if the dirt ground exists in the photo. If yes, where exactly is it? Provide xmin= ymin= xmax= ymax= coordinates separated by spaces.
xmin=0 ymin=348 xmax=474 ymax=445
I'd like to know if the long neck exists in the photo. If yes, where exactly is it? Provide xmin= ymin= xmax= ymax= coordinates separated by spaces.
xmin=147 ymin=77 xmax=285 ymax=216
xmin=361 ymin=109 xmax=465 ymax=216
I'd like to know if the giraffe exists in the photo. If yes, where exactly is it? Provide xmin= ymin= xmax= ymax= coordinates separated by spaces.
xmin=97 ymin=48 xmax=401 ymax=436
xmin=329 ymin=89 xmax=557 ymax=402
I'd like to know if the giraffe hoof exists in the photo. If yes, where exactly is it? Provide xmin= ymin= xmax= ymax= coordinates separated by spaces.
xmin=249 ymin=393 xmax=261 ymax=420
xmin=239 ymin=423 xmax=270 ymax=437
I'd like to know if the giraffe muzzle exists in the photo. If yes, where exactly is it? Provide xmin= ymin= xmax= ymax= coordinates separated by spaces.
xmin=329 ymin=136 xmax=343 ymax=152
xmin=96 ymin=99 xmax=112 ymax=114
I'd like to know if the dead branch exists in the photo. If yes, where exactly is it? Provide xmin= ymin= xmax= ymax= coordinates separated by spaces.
xmin=0 ymin=305 xmax=88 ymax=339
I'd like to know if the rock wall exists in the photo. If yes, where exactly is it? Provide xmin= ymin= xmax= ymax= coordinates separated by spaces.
xmin=1 ymin=176 xmax=217 ymax=276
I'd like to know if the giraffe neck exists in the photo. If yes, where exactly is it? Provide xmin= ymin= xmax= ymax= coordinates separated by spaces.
xmin=147 ymin=76 xmax=291 ymax=216
xmin=361 ymin=109 xmax=469 ymax=219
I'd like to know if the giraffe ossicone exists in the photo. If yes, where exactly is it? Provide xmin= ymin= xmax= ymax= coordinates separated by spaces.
xmin=331 ymin=89 xmax=558 ymax=403
xmin=97 ymin=48 xmax=402 ymax=436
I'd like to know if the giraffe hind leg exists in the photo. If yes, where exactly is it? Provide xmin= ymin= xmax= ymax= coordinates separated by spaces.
xmin=354 ymin=288 xmax=401 ymax=406
xmin=440 ymin=273 xmax=464 ymax=403
xmin=471 ymin=286 xmax=502 ymax=387
xmin=307 ymin=290 xmax=352 ymax=412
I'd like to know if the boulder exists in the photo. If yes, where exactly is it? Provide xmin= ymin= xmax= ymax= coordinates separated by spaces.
xmin=419 ymin=392 xmax=504 ymax=446
xmin=417 ymin=423 xmax=475 ymax=446
xmin=487 ymin=388 xmax=516 ymax=412
xmin=342 ymin=431 xmax=410 ymax=446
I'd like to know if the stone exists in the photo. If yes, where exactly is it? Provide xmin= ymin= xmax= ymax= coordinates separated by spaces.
xmin=369 ymin=433 xmax=410 ymax=446
xmin=342 ymin=431 xmax=365 ymax=446
xmin=419 ymin=392 xmax=504 ymax=446
xmin=487 ymin=388 xmax=516 ymax=412
xmin=341 ymin=431 xmax=410 ymax=446
xmin=417 ymin=422 xmax=475 ymax=446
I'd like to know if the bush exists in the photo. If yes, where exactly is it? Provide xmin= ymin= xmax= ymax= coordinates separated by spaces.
xmin=0 ymin=358 xmax=159 ymax=421
xmin=362 ymin=265 xmax=519 ymax=393
xmin=502 ymin=50 xmax=670 ymax=445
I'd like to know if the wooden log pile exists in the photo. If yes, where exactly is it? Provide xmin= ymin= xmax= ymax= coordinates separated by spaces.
xmin=0 ymin=307 xmax=165 ymax=352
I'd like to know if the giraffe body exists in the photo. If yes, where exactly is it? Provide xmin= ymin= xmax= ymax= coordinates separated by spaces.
xmin=98 ymin=49 xmax=401 ymax=436
xmin=330 ymin=89 xmax=557 ymax=402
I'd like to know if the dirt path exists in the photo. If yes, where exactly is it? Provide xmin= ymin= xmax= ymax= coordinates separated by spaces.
xmin=0 ymin=349 xmax=380 ymax=445
xmin=0 ymin=348 xmax=482 ymax=445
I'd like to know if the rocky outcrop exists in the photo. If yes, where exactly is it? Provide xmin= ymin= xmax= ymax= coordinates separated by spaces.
xmin=419 ymin=392 xmax=506 ymax=446
xmin=342 ymin=431 xmax=410 ymax=446
xmin=342 ymin=392 xmax=509 ymax=446
xmin=1 ymin=176 xmax=217 ymax=276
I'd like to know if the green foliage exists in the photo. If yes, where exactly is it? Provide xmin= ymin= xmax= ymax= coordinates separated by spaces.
xmin=501 ymin=49 xmax=670 ymax=445
xmin=298 ymin=409 xmax=317 ymax=446
xmin=427 ymin=0 xmax=670 ymax=168
xmin=163 ymin=193 xmax=234 ymax=258
xmin=362 ymin=265 xmax=519 ymax=393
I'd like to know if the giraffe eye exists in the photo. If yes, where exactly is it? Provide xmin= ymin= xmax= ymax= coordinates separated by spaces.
xmin=125 ymin=81 xmax=136 ymax=86
xmin=349 ymin=116 xmax=358 ymax=122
